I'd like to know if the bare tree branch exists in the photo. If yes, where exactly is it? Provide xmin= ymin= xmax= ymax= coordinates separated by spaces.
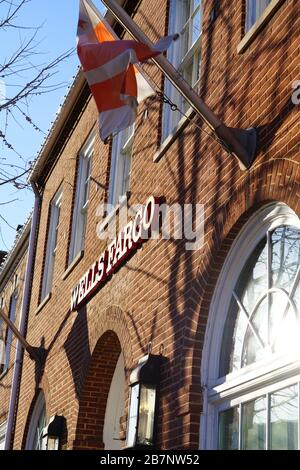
xmin=0 ymin=0 xmax=74 ymax=239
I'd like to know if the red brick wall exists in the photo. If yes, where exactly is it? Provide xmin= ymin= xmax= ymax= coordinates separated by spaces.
xmin=10 ymin=0 xmax=300 ymax=450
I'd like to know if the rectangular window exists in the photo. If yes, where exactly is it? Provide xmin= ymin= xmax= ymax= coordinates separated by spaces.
xmin=162 ymin=0 xmax=202 ymax=140
xmin=41 ymin=188 xmax=63 ymax=300
xmin=218 ymin=384 xmax=299 ymax=449
xmin=245 ymin=0 xmax=271 ymax=31
xmin=108 ymin=125 xmax=134 ymax=209
xmin=69 ymin=134 xmax=94 ymax=264
xmin=0 ymin=421 xmax=7 ymax=450
xmin=0 ymin=293 xmax=17 ymax=375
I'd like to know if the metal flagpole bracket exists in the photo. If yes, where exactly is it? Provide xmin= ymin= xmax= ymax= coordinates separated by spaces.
xmin=101 ymin=0 xmax=259 ymax=172
xmin=224 ymin=127 xmax=258 ymax=171
xmin=0 ymin=308 xmax=39 ymax=362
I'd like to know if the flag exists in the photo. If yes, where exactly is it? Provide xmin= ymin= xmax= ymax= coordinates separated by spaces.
xmin=77 ymin=0 xmax=177 ymax=141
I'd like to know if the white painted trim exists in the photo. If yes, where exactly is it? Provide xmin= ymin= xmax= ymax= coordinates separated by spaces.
xmin=200 ymin=202 xmax=300 ymax=449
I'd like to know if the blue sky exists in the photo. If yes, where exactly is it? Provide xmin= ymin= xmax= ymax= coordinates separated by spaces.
xmin=0 ymin=0 xmax=105 ymax=252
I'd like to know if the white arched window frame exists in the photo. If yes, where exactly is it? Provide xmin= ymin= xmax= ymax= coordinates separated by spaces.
xmin=200 ymin=203 xmax=300 ymax=450
xmin=25 ymin=392 xmax=47 ymax=450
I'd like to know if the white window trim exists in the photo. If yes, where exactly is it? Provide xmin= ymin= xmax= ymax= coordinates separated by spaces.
xmin=200 ymin=202 xmax=300 ymax=449
xmin=41 ymin=188 xmax=63 ymax=301
xmin=69 ymin=133 xmax=95 ymax=265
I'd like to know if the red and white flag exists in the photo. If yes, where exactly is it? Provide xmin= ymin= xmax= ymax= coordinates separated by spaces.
xmin=77 ymin=0 xmax=177 ymax=141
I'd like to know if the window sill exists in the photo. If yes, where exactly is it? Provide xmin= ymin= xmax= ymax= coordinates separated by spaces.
xmin=97 ymin=192 xmax=130 ymax=235
xmin=153 ymin=107 xmax=195 ymax=163
xmin=62 ymin=250 xmax=84 ymax=280
xmin=237 ymin=0 xmax=284 ymax=54
xmin=35 ymin=292 xmax=51 ymax=315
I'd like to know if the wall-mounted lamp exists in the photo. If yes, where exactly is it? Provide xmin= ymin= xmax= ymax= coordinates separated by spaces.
xmin=42 ymin=415 xmax=65 ymax=450
xmin=127 ymin=354 xmax=162 ymax=449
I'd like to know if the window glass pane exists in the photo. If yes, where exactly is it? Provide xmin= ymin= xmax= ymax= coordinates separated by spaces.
xmin=238 ymin=236 xmax=268 ymax=313
xmin=246 ymin=0 xmax=272 ymax=31
xmin=137 ymin=385 xmax=156 ymax=446
xmin=270 ymin=385 xmax=298 ymax=450
xmin=218 ymin=407 xmax=239 ymax=449
xmin=0 ymin=422 xmax=6 ymax=450
xmin=242 ymin=297 xmax=268 ymax=367
xmin=271 ymin=227 xmax=300 ymax=292
xmin=33 ymin=405 xmax=46 ymax=450
xmin=269 ymin=291 xmax=299 ymax=356
xmin=82 ymin=157 xmax=91 ymax=207
xmin=220 ymin=298 xmax=248 ymax=375
xmin=53 ymin=205 xmax=60 ymax=253
xmin=127 ymin=384 xmax=139 ymax=448
xmin=108 ymin=127 xmax=133 ymax=208
xmin=220 ymin=237 xmax=268 ymax=375
xmin=242 ymin=397 xmax=266 ymax=449
xmin=191 ymin=9 xmax=201 ymax=45
xmin=181 ymin=0 xmax=190 ymax=24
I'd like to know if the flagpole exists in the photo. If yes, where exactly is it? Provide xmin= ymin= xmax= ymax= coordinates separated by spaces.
xmin=100 ymin=0 xmax=257 ymax=170
xmin=0 ymin=308 xmax=38 ymax=361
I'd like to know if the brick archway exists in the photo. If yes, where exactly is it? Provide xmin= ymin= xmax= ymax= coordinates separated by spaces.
xmin=73 ymin=330 xmax=123 ymax=450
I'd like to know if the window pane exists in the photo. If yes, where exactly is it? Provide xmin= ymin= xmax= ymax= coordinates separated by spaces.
xmin=181 ymin=0 xmax=190 ymax=24
xmin=220 ymin=298 xmax=248 ymax=375
xmin=127 ymin=384 xmax=139 ymax=448
xmin=270 ymin=385 xmax=298 ymax=450
xmin=137 ymin=385 xmax=156 ymax=446
xmin=191 ymin=9 xmax=201 ymax=45
xmin=33 ymin=405 xmax=46 ymax=450
xmin=41 ymin=190 xmax=62 ymax=299
xmin=108 ymin=127 xmax=133 ymax=208
xmin=220 ymin=237 xmax=268 ymax=375
xmin=271 ymin=227 xmax=300 ymax=292
xmin=242 ymin=397 xmax=266 ymax=449
xmin=238 ymin=236 xmax=268 ymax=313
xmin=82 ymin=157 xmax=91 ymax=207
xmin=218 ymin=407 xmax=239 ymax=449
xmin=0 ymin=422 xmax=6 ymax=451
xmin=246 ymin=0 xmax=272 ymax=31
xmin=242 ymin=297 xmax=268 ymax=367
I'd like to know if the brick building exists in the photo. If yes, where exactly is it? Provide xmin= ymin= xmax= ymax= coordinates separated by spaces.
xmin=0 ymin=220 xmax=30 ymax=449
xmin=1 ymin=0 xmax=300 ymax=450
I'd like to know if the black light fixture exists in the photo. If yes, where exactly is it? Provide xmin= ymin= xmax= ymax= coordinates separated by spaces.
xmin=42 ymin=415 xmax=65 ymax=450
xmin=126 ymin=354 xmax=162 ymax=449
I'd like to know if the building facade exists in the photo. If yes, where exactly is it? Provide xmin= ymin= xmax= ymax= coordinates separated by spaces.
xmin=1 ymin=0 xmax=299 ymax=450
xmin=0 ymin=221 xmax=30 ymax=450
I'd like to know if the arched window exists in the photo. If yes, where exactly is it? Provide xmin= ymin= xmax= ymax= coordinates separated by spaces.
xmin=201 ymin=204 xmax=300 ymax=450
xmin=25 ymin=392 xmax=47 ymax=450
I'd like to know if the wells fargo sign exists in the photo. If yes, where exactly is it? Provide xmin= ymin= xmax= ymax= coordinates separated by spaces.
xmin=71 ymin=196 xmax=160 ymax=310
